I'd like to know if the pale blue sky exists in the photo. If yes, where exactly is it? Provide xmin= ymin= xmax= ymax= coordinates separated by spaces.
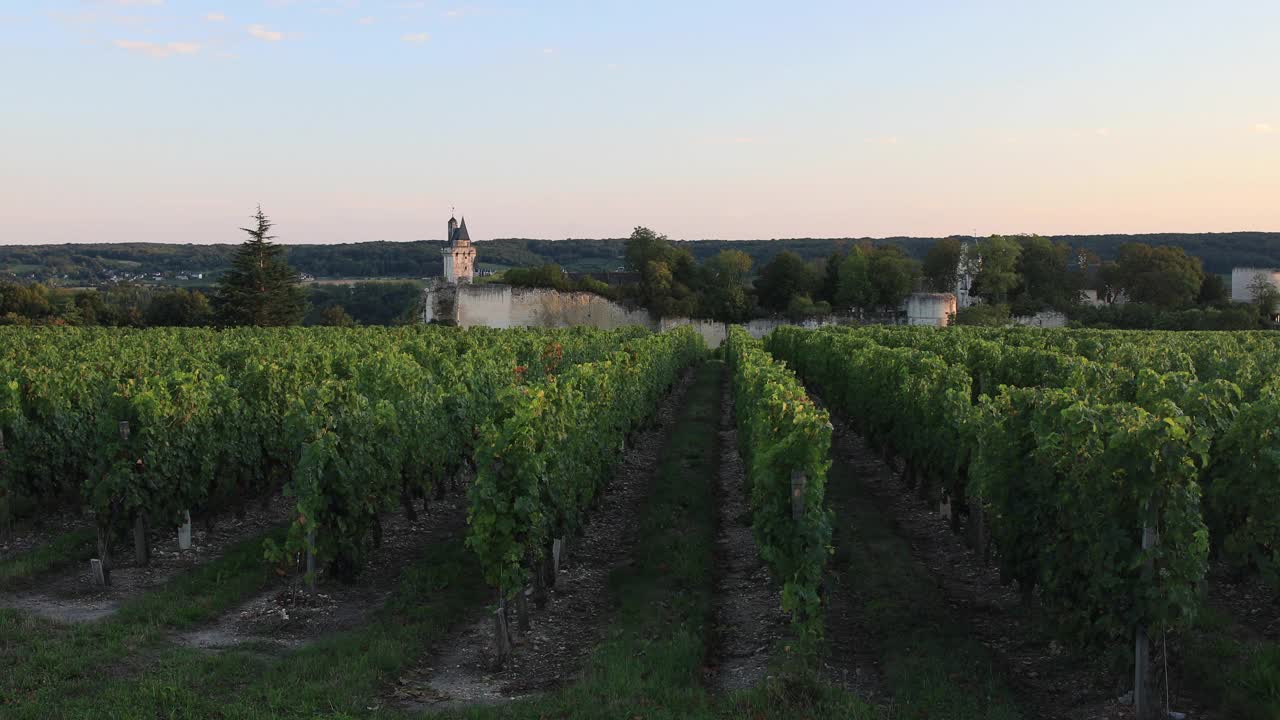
xmin=1 ymin=1 xmax=1278 ymax=244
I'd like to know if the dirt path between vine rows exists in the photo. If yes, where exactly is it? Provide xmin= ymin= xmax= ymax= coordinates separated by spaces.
xmin=1208 ymin=565 xmax=1280 ymax=643
xmin=0 ymin=496 xmax=290 ymax=623
xmin=822 ymin=405 xmax=1224 ymax=720
xmin=705 ymin=373 xmax=787 ymax=693
xmin=387 ymin=369 xmax=695 ymax=712
xmin=177 ymin=487 xmax=470 ymax=651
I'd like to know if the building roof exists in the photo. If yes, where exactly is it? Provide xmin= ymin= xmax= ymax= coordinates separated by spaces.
xmin=450 ymin=216 xmax=471 ymax=245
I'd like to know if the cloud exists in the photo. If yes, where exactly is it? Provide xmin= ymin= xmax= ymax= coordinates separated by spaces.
xmin=357 ymin=16 xmax=376 ymax=25
xmin=100 ymin=0 xmax=165 ymax=6
xmin=541 ymin=47 xmax=556 ymax=55
xmin=247 ymin=24 xmax=284 ymax=41
xmin=114 ymin=39 xmax=200 ymax=57
xmin=864 ymin=135 xmax=900 ymax=146
xmin=1253 ymin=123 xmax=1276 ymax=135
xmin=402 ymin=32 xmax=430 ymax=44
xmin=205 ymin=11 xmax=225 ymax=22
xmin=1094 ymin=127 xmax=1110 ymax=137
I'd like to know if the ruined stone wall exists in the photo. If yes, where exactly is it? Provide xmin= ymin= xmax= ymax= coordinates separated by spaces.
xmin=422 ymin=284 xmax=956 ymax=344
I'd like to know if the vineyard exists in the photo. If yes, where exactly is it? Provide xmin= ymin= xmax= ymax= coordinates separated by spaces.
xmin=0 ymin=323 xmax=1277 ymax=719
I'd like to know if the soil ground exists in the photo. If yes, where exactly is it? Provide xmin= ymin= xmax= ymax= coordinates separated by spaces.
xmin=389 ymin=369 xmax=696 ymax=712
xmin=0 ymin=507 xmax=86 ymax=564
xmin=0 ymin=495 xmax=290 ymax=623
xmin=1209 ymin=564 xmax=1280 ymax=642
xmin=178 ymin=491 xmax=469 ymax=651
xmin=706 ymin=372 xmax=787 ymax=693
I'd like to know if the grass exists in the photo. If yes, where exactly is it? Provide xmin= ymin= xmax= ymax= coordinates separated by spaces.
xmin=824 ymin=451 xmax=1023 ymax=720
xmin=0 ymin=516 xmax=488 ymax=720
xmin=0 ymin=526 xmax=288 ymax=716
xmin=1184 ymin=606 xmax=1280 ymax=720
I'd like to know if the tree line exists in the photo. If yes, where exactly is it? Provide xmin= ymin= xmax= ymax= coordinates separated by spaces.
xmin=6 ymin=231 xmax=1280 ymax=285
xmin=3 ymin=213 xmax=1276 ymax=330
xmin=0 ymin=209 xmax=423 ymax=328
xmin=504 ymin=228 xmax=1276 ymax=330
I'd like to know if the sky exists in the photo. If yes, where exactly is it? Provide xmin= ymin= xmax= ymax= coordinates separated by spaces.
xmin=1 ymin=1 xmax=1278 ymax=245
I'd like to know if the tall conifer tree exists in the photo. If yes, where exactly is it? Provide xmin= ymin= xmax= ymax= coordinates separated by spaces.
xmin=215 ymin=206 xmax=307 ymax=326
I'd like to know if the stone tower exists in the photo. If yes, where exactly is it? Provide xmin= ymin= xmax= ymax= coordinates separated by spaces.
xmin=442 ymin=214 xmax=477 ymax=283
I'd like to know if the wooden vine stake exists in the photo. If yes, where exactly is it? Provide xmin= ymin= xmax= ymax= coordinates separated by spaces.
xmin=92 ymin=421 xmax=131 ymax=586
xmin=516 ymin=586 xmax=531 ymax=632
xmin=969 ymin=491 xmax=989 ymax=566
xmin=1134 ymin=524 xmax=1158 ymax=719
xmin=532 ymin=558 xmax=548 ymax=608
xmin=133 ymin=514 xmax=150 ymax=567
xmin=791 ymin=470 xmax=807 ymax=521
xmin=494 ymin=593 xmax=513 ymax=667
xmin=305 ymin=529 xmax=318 ymax=591
xmin=552 ymin=537 xmax=564 ymax=578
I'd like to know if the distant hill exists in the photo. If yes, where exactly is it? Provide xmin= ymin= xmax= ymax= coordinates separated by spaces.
xmin=3 ymin=232 xmax=1278 ymax=285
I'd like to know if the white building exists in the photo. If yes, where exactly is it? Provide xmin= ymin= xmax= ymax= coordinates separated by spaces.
xmin=1231 ymin=267 xmax=1280 ymax=303
xmin=955 ymin=242 xmax=978 ymax=308
xmin=906 ymin=293 xmax=958 ymax=326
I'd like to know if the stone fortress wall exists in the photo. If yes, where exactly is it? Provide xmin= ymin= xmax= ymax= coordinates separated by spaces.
xmin=423 ymin=282 xmax=956 ymax=348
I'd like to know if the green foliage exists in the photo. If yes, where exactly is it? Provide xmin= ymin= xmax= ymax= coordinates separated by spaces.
xmin=7 ymin=232 xmax=1280 ymax=285
xmin=1068 ymin=302 xmax=1264 ymax=330
xmin=833 ymin=248 xmax=873 ymax=310
xmin=952 ymin=303 xmax=1011 ymax=326
xmin=1198 ymin=273 xmax=1230 ymax=305
xmin=1110 ymin=243 xmax=1206 ymax=308
xmin=214 ymin=207 xmax=308 ymax=327
xmin=784 ymin=294 xmax=830 ymax=320
xmin=922 ymin=237 xmax=962 ymax=293
xmin=316 ymin=305 xmax=355 ymax=327
xmin=0 ymin=324 xmax=655 ymax=583
xmin=623 ymin=227 xmax=702 ymax=316
xmin=971 ymin=235 xmax=1022 ymax=304
xmin=868 ymin=245 xmax=921 ymax=310
xmin=725 ymin=327 xmax=832 ymax=649
xmin=143 ymin=289 xmax=212 ymax=327
xmin=973 ymin=389 xmax=1209 ymax=646
xmin=1013 ymin=235 xmax=1080 ymax=310
xmin=755 ymin=251 xmax=819 ymax=312
xmin=466 ymin=327 xmax=705 ymax=595
xmin=762 ymin=324 xmax=1280 ymax=654
xmin=305 ymin=280 xmax=423 ymax=326
xmin=503 ymin=263 xmax=574 ymax=291
xmin=704 ymin=249 xmax=754 ymax=322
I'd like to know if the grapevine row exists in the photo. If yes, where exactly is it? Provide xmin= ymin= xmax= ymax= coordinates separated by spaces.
xmin=767 ymin=326 xmax=1210 ymax=651
xmin=0 ymin=325 xmax=649 ymax=583
xmin=723 ymin=326 xmax=832 ymax=647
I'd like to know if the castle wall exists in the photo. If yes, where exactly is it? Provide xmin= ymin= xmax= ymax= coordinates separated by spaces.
xmin=423 ymin=283 xmax=955 ymax=346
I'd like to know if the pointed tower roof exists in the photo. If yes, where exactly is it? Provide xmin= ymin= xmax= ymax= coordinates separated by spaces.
xmin=454 ymin=217 xmax=471 ymax=243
